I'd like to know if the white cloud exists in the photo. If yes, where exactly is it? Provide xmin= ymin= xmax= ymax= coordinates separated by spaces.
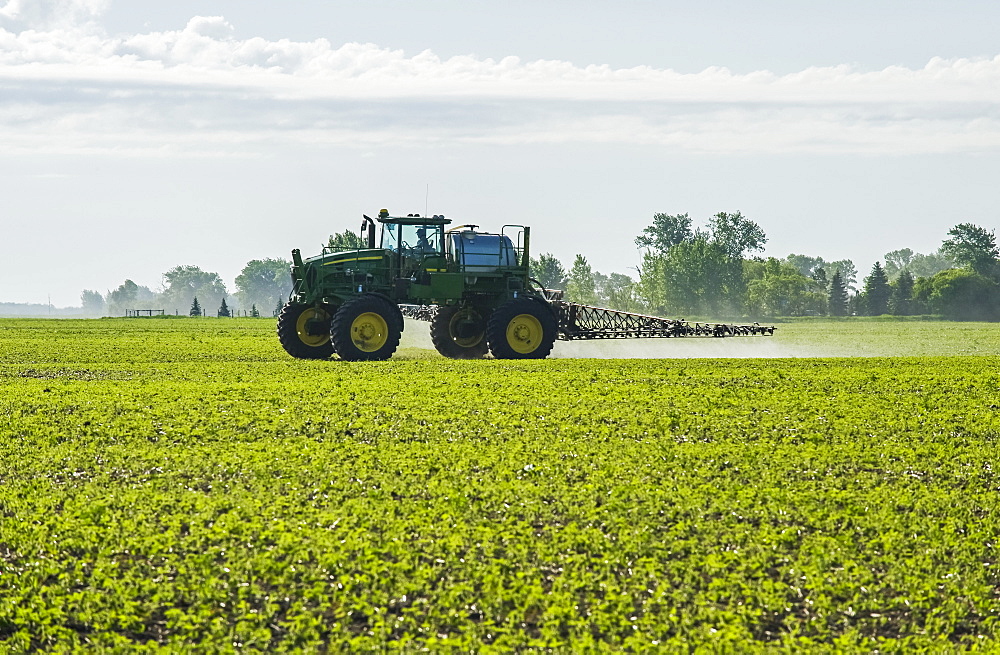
xmin=0 ymin=0 xmax=109 ymax=29
xmin=1 ymin=15 xmax=999 ymax=156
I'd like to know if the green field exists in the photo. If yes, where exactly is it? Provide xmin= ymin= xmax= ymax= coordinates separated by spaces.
xmin=2 ymin=318 xmax=1000 ymax=651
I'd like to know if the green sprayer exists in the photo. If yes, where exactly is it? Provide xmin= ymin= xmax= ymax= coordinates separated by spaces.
xmin=278 ymin=209 xmax=774 ymax=361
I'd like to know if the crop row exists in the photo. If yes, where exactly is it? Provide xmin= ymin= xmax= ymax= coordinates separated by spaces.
xmin=1 ymin=319 xmax=999 ymax=650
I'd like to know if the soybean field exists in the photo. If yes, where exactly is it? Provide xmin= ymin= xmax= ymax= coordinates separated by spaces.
xmin=2 ymin=318 xmax=1000 ymax=651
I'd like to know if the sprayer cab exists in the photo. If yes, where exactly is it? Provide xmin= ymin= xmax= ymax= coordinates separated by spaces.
xmin=377 ymin=211 xmax=451 ymax=259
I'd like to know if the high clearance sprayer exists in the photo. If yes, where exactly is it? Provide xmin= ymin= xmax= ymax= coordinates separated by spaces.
xmin=277 ymin=209 xmax=775 ymax=361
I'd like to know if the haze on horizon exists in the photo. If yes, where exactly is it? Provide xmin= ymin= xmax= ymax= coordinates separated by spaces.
xmin=1 ymin=0 xmax=998 ymax=308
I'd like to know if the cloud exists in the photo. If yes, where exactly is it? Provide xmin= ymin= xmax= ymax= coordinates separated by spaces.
xmin=1 ymin=15 xmax=1000 ymax=156
xmin=0 ymin=0 xmax=109 ymax=29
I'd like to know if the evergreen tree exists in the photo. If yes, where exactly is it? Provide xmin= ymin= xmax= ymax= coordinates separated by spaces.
xmin=862 ymin=261 xmax=891 ymax=315
xmin=274 ymin=299 xmax=284 ymax=317
xmin=828 ymin=271 xmax=848 ymax=316
xmin=251 ymin=304 xmax=260 ymax=318
xmin=889 ymin=270 xmax=915 ymax=315
xmin=218 ymin=297 xmax=231 ymax=318
xmin=190 ymin=296 xmax=202 ymax=317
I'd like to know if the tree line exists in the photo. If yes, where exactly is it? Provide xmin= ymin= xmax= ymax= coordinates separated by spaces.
xmin=532 ymin=214 xmax=1000 ymax=321
xmin=82 ymin=259 xmax=292 ymax=318
xmin=83 ymin=231 xmax=365 ymax=317
xmin=83 ymin=221 xmax=1000 ymax=321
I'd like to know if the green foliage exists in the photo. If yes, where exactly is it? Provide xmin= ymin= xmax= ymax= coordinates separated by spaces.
xmin=885 ymin=247 xmax=954 ymax=281
xmin=889 ymin=270 xmax=916 ymax=316
xmin=785 ymin=256 xmax=856 ymax=291
xmin=634 ymin=212 xmax=693 ymax=254
xmin=163 ymin=265 xmax=227 ymax=316
xmin=706 ymin=211 xmax=767 ymax=259
xmin=328 ymin=229 xmax=366 ymax=251
xmin=80 ymin=289 xmax=106 ymax=316
xmin=529 ymin=253 xmax=567 ymax=290
xmin=251 ymin=304 xmax=260 ymax=318
xmin=2 ymin=319 xmax=1000 ymax=651
xmin=744 ymin=258 xmax=825 ymax=317
xmin=828 ymin=271 xmax=848 ymax=316
xmin=908 ymin=250 xmax=955 ymax=279
xmin=106 ymin=279 xmax=156 ymax=316
xmin=235 ymin=258 xmax=292 ymax=316
xmin=861 ymin=262 xmax=891 ymax=316
xmin=218 ymin=297 xmax=231 ymax=318
xmin=189 ymin=296 xmax=201 ymax=317
xmin=941 ymin=223 xmax=999 ymax=278
xmin=913 ymin=269 xmax=1000 ymax=320
xmin=784 ymin=253 xmax=826 ymax=278
xmin=882 ymin=248 xmax=913 ymax=279
xmin=597 ymin=272 xmax=638 ymax=312
xmin=636 ymin=212 xmax=765 ymax=317
xmin=825 ymin=259 xmax=858 ymax=292
xmin=565 ymin=254 xmax=598 ymax=305
xmin=639 ymin=237 xmax=742 ymax=316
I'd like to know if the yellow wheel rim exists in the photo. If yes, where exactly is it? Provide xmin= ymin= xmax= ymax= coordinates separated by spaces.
xmin=450 ymin=310 xmax=484 ymax=348
xmin=506 ymin=313 xmax=543 ymax=354
xmin=351 ymin=312 xmax=389 ymax=352
xmin=295 ymin=307 xmax=330 ymax=347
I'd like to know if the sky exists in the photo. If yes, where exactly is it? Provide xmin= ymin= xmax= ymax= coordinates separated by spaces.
xmin=2 ymin=0 xmax=999 ymax=308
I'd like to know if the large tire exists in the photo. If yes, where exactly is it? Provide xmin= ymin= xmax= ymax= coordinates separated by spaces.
xmin=430 ymin=305 xmax=489 ymax=359
xmin=487 ymin=298 xmax=557 ymax=360
xmin=331 ymin=295 xmax=401 ymax=361
xmin=277 ymin=303 xmax=334 ymax=359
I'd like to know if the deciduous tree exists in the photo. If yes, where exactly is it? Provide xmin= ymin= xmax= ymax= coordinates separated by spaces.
xmin=745 ymin=258 xmax=826 ymax=317
xmin=530 ymin=253 xmax=567 ymax=290
xmin=163 ymin=265 xmax=227 ymax=315
xmin=235 ymin=259 xmax=291 ymax=316
xmin=106 ymin=279 xmax=154 ymax=316
xmin=634 ymin=213 xmax=693 ymax=254
xmin=883 ymin=248 xmax=914 ymax=279
xmin=328 ymin=229 xmax=366 ymax=251
xmin=599 ymin=272 xmax=638 ymax=312
xmin=913 ymin=269 xmax=1000 ymax=320
xmin=80 ymin=289 xmax=106 ymax=316
xmin=565 ymin=254 xmax=598 ymax=305
xmin=707 ymin=211 xmax=767 ymax=259
xmin=941 ymin=223 xmax=999 ymax=278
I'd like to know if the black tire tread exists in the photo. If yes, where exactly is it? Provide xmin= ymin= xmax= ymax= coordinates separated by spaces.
xmin=276 ymin=303 xmax=334 ymax=359
xmin=430 ymin=305 xmax=489 ymax=359
xmin=486 ymin=297 xmax=557 ymax=360
xmin=331 ymin=295 xmax=401 ymax=361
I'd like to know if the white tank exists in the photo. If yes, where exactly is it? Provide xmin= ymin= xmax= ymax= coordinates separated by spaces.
xmin=447 ymin=231 xmax=517 ymax=272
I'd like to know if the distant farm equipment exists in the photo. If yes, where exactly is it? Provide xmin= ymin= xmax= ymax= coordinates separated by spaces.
xmin=278 ymin=209 xmax=775 ymax=361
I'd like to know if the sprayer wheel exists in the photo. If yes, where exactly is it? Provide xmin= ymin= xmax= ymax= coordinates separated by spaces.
xmin=277 ymin=303 xmax=335 ymax=359
xmin=430 ymin=305 xmax=489 ymax=359
xmin=487 ymin=297 xmax=557 ymax=360
xmin=331 ymin=295 xmax=401 ymax=361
